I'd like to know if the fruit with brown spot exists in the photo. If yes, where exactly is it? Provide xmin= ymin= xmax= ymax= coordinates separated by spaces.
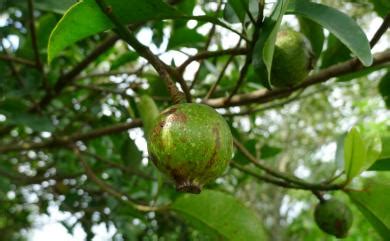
xmin=148 ymin=103 xmax=233 ymax=194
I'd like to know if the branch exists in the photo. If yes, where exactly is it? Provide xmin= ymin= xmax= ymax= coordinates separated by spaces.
xmin=177 ymin=47 xmax=248 ymax=74
xmin=37 ymin=34 xmax=120 ymax=110
xmin=74 ymin=147 xmax=164 ymax=212
xmin=233 ymin=138 xmax=343 ymax=191
xmin=0 ymin=119 xmax=142 ymax=154
xmin=225 ymin=0 xmax=265 ymax=103
xmin=204 ymin=50 xmax=390 ymax=108
xmin=95 ymin=0 xmax=187 ymax=103
xmin=0 ymin=54 xmax=37 ymax=67
xmin=370 ymin=13 xmax=390 ymax=48
xmin=27 ymin=0 xmax=42 ymax=70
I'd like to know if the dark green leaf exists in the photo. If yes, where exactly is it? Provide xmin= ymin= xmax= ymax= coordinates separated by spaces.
xmin=287 ymin=0 xmax=373 ymax=66
xmin=35 ymin=0 xmax=76 ymax=14
xmin=110 ymin=51 xmax=139 ymax=70
xmin=171 ymin=190 xmax=266 ymax=240
xmin=368 ymin=0 xmax=390 ymax=18
xmin=369 ymin=136 xmax=390 ymax=171
xmin=48 ymin=0 xmax=181 ymax=62
xmin=226 ymin=0 xmax=249 ymax=24
xmin=120 ymin=138 xmax=142 ymax=165
xmin=168 ymin=27 xmax=206 ymax=50
xmin=378 ymin=71 xmax=390 ymax=109
xmin=252 ymin=0 xmax=289 ymax=89
xmin=260 ymin=144 xmax=282 ymax=159
xmin=137 ymin=95 xmax=159 ymax=138
xmin=348 ymin=178 xmax=390 ymax=239
xmin=320 ymin=34 xmax=351 ymax=69
xmin=298 ymin=16 xmax=324 ymax=59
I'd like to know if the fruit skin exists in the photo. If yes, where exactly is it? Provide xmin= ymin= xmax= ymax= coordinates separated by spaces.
xmin=270 ymin=29 xmax=314 ymax=88
xmin=148 ymin=103 xmax=233 ymax=194
xmin=314 ymin=199 xmax=353 ymax=238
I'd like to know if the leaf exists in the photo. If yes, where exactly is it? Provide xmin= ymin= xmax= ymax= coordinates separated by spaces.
xmin=120 ymin=138 xmax=142 ymax=165
xmin=110 ymin=51 xmax=139 ymax=70
xmin=252 ymin=0 xmax=289 ymax=89
xmin=48 ymin=0 xmax=181 ymax=62
xmin=235 ymin=140 xmax=256 ymax=164
xmin=363 ymin=134 xmax=382 ymax=170
xmin=347 ymin=178 xmax=390 ymax=239
xmin=226 ymin=0 xmax=249 ymax=24
xmin=260 ymin=144 xmax=282 ymax=159
xmin=137 ymin=95 xmax=159 ymax=138
xmin=298 ymin=16 xmax=324 ymax=59
xmin=335 ymin=133 xmax=346 ymax=168
xmin=171 ymin=190 xmax=266 ymax=241
xmin=167 ymin=27 xmax=206 ymax=50
xmin=35 ymin=0 xmax=76 ymax=14
xmin=369 ymin=136 xmax=390 ymax=171
xmin=378 ymin=71 xmax=390 ymax=109
xmin=320 ymin=34 xmax=351 ymax=69
xmin=343 ymin=127 xmax=366 ymax=181
xmin=368 ymin=0 xmax=390 ymax=18
xmin=287 ymin=0 xmax=373 ymax=66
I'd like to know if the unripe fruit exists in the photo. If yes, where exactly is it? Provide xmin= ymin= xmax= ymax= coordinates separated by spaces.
xmin=270 ymin=29 xmax=314 ymax=88
xmin=314 ymin=199 xmax=353 ymax=238
xmin=148 ymin=103 xmax=233 ymax=194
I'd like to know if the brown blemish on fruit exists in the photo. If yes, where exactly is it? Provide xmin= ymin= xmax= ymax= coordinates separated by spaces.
xmin=168 ymin=111 xmax=187 ymax=123
xmin=206 ymin=126 xmax=221 ymax=169
xmin=161 ymin=107 xmax=177 ymax=116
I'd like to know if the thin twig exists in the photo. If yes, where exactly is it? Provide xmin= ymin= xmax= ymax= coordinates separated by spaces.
xmin=204 ymin=51 xmax=390 ymax=107
xmin=0 ymin=54 xmax=37 ymax=67
xmin=233 ymin=138 xmax=343 ymax=191
xmin=0 ymin=119 xmax=142 ymax=154
xmin=73 ymin=147 xmax=164 ymax=212
xmin=95 ymin=0 xmax=186 ymax=103
xmin=370 ymin=13 xmax=390 ymax=48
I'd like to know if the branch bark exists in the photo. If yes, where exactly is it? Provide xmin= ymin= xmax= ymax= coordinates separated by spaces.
xmin=204 ymin=50 xmax=390 ymax=108
xmin=0 ymin=119 xmax=142 ymax=154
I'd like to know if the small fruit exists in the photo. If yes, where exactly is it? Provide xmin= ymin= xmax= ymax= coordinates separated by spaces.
xmin=148 ymin=103 xmax=233 ymax=194
xmin=314 ymin=199 xmax=353 ymax=238
xmin=270 ymin=29 xmax=314 ymax=88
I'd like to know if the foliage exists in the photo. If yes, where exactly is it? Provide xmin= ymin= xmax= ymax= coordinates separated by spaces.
xmin=0 ymin=0 xmax=389 ymax=240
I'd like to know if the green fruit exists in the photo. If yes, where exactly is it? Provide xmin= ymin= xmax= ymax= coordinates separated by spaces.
xmin=314 ymin=199 xmax=353 ymax=238
xmin=148 ymin=103 xmax=233 ymax=194
xmin=270 ymin=29 xmax=314 ymax=88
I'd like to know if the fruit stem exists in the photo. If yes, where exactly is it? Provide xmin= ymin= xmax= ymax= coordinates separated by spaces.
xmin=176 ymin=181 xmax=201 ymax=194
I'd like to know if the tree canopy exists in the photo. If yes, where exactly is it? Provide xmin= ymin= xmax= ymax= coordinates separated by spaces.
xmin=0 ymin=0 xmax=389 ymax=240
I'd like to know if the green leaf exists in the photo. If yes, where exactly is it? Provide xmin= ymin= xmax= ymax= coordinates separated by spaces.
xmin=226 ymin=0 xmax=249 ymax=24
xmin=287 ymin=0 xmax=373 ymax=66
xmin=298 ymin=16 xmax=324 ymax=59
xmin=260 ymin=144 xmax=282 ymax=159
xmin=110 ymin=51 xmax=139 ymax=70
xmin=368 ymin=0 xmax=390 ymax=18
xmin=369 ymin=136 xmax=390 ymax=171
xmin=171 ymin=190 xmax=266 ymax=241
xmin=48 ymin=0 xmax=181 ymax=62
xmin=343 ymin=127 xmax=366 ymax=181
xmin=347 ymin=178 xmax=390 ymax=239
xmin=363 ymin=134 xmax=382 ymax=170
xmin=320 ymin=34 xmax=351 ymax=69
xmin=235 ymin=140 xmax=256 ymax=164
xmin=35 ymin=0 xmax=76 ymax=14
xmin=335 ymin=133 xmax=346 ymax=168
xmin=252 ymin=0 xmax=289 ymax=89
xmin=167 ymin=27 xmax=206 ymax=50
xmin=378 ymin=71 xmax=390 ymax=109
xmin=120 ymin=138 xmax=142 ymax=165
xmin=137 ymin=95 xmax=159 ymax=138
